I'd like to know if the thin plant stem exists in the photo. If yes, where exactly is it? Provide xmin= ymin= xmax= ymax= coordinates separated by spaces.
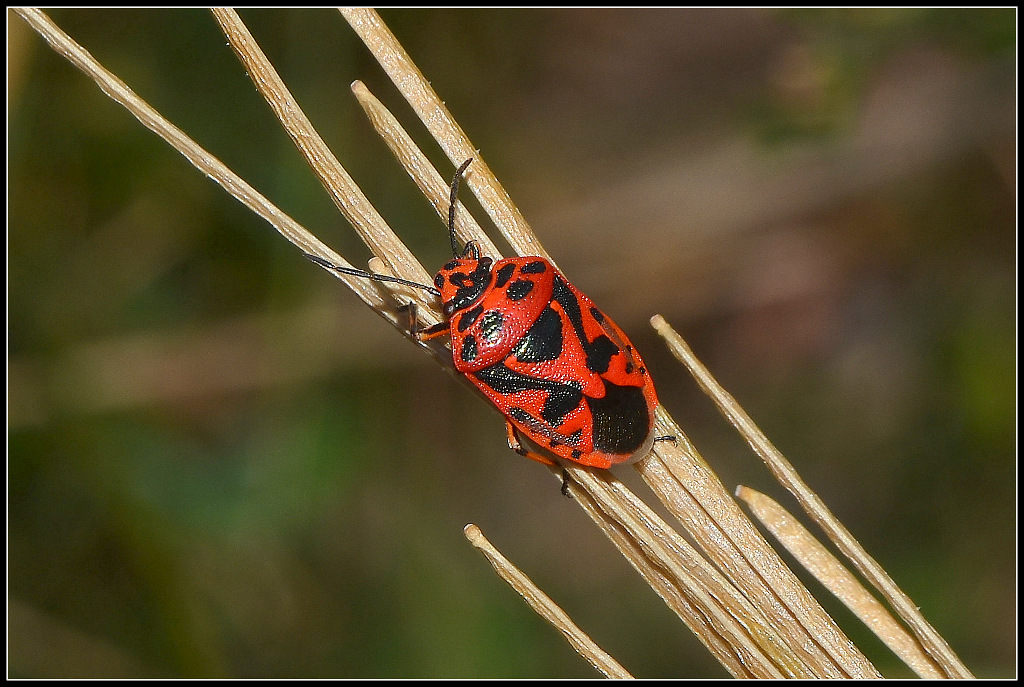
xmin=464 ymin=525 xmax=634 ymax=680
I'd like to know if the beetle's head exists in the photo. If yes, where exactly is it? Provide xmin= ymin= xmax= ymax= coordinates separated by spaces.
xmin=434 ymin=241 xmax=492 ymax=316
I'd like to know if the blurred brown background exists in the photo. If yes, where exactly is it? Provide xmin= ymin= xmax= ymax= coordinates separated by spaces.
xmin=8 ymin=8 xmax=1015 ymax=678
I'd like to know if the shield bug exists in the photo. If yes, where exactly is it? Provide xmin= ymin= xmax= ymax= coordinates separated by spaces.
xmin=308 ymin=160 xmax=664 ymax=471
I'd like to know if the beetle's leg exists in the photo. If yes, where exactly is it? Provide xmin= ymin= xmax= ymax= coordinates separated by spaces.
xmin=396 ymin=301 xmax=448 ymax=341
xmin=654 ymin=435 xmax=677 ymax=445
xmin=504 ymin=421 xmax=572 ymax=498
xmin=395 ymin=301 xmax=418 ymax=336
xmin=416 ymin=323 xmax=449 ymax=341
xmin=504 ymin=420 xmax=556 ymax=466
xmin=560 ymin=468 xmax=573 ymax=498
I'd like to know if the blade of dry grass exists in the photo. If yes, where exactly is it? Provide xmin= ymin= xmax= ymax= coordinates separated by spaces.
xmin=736 ymin=486 xmax=946 ymax=679
xmin=555 ymin=464 xmax=805 ymax=678
xmin=349 ymin=80 xmax=503 ymax=260
xmin=650 ymin=314 xmax=973 ymax=678
xmin=464 ymin=525 xmax=633 ymax=679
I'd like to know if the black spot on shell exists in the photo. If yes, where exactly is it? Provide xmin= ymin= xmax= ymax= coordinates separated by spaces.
xmin=457 ymin=305 xmax=484 ymax=332
xmin=494 ymin=263 xmax=516 ymax=288
xmin=521 ymin=260 xmax=548 ymax=274
xmin=585 ymin=335 xmax=619 ymax=375
xmin=506 ymin=280 xmax=534 ymax=301
xmin=541 ymin=386 xmax=583 ymax=428
xmin=479 ymin=310 xmax=504 ymax=343
xmin=588 ymin=381 xmax=650 ymax=455
xmin=512 ymin=307 xmax=562 ymax=362
xmin=474 ymin=364 xmax=583 ymax=429
xmin=461 ymin=335 xmax=478 ymax=363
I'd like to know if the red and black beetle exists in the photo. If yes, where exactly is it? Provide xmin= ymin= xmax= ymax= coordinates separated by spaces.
xmin=309 ymin=160 xmax=664 ymax=471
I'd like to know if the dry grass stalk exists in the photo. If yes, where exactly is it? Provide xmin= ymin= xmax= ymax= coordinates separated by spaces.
xmin=463 ymin=525 xmax=633 ymax=679
xmin=735 ymin=487 xmax=945 ymax=678
xmin=553 ymin=462 xmax=799 ymax=678
xmin=651 ymin=315 xmax=974 ymax=678
xmin=16 ymin=6 xmax=970 ymax=679
xmin=349 ymin=80 xmax=504 ymax=261
xmin=639 ymin=417 xmax=878 ymax=678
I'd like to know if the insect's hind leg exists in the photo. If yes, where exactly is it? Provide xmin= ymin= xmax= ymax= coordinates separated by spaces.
xmin=504 ymin=420 xmax=556 ymax=466
xmin=504 ymin=421 xmax=576 ymax=499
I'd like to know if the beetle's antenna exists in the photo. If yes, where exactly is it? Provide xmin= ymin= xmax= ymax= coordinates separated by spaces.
xmin=305 ymin=254 xmax=441 ymax=297
xmin=448 ymin=158 xmax=474 ymax=257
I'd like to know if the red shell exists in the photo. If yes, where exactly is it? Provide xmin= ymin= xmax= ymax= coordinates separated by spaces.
xmin=434 ymin=255 xmax=658 ymax=469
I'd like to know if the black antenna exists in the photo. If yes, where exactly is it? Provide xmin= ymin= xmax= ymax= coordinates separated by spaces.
xmin=305 ymin=254 xmax=441 ymax=298
xmin=305 ymin=159 xmax=475 ymax=298
xmin=448 ymin=158 xmax=474 ymax=257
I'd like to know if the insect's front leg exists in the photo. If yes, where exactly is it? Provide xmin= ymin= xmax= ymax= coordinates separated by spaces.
xmin=396 ymin=301 xmax=448 ymax=342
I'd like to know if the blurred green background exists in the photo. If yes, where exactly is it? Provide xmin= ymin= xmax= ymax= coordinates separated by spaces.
xmin=8 ymin=8 xmax=1015 ymax=678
